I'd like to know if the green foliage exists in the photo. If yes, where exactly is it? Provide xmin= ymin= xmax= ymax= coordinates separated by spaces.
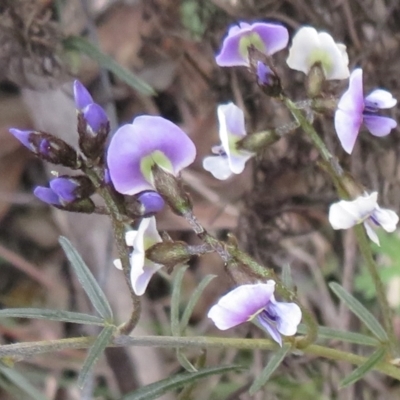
xmin=180 ymin=0 xmax=216 ymax=39
xmin=355 ymin=231 xmax=400 ymax=304
xmin=120 ymin=365 xmax=242 ymax=400
xmin=329 ymin=282 xmax=388 ymax=342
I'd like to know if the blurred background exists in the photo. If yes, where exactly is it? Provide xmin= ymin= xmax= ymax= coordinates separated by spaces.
xmin=1 ymin=0 xmax=400 ymax=398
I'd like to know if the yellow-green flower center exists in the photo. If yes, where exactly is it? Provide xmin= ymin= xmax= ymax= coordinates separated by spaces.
xmin=308 ymin=49 xmax=333 ymax=76
xmin=140 ymin=150 xmax=173 ymax=184
xmin=239 ymin=33 xmax=266 ymax=61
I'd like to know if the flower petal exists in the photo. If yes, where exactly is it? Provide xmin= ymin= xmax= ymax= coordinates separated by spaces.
xmin=372 ymin=207 xmax=399 ymax=232
xmin=34 ymin=186 xmax=60 ymax=205
xmin=365 ymin=89 xmax=397 ymax=109
xmin=334 ymin=109 xmax=362 ymax=154
xmin=203 ymin=156 xmax=233 ymax=180
xmin=130 ymin=258 xmax=163 ymax=296
xmin=113 ymin=259 xmax=122 ymax=270
xmin=208 ymin=282 xmax=276 ymax=330
xmin=137 ymin=191 xmax=165 ymax=215
xmin=251 ymin=22 xmax=289 ymax=55
xmin=50 ymin=178 xmax=78 ymax=202
xmin=83 ymin=103 xmax=109 ymax=133
xmin=328 ymin=193 xmax=378 ymax=230
xmin=73 ymin=80 xmax=93 ymax=110
xmin=228 ymin=153 xmax=253 ymax=175
xmin=107 ymin=116 xmax=196 ymax=195
xmin=9 ymin=128 xmax=33 ymax=149
xmin=364 ymin=221 xmax=380 ymax=246
xmin=256 ymin=314 xmax=282 ymax=346
xmin=337 ymin=69 xmax=364 ymax=114
xmin=268 ymin=296 xmax=302 ymax=336
xmin=218 ymin=103 xmax=247 ymax=144
xmin=363 ymin=115 xmax=397 ymax=137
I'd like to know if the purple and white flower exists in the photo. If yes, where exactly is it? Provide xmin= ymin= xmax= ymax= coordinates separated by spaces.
xmin=107 ymin=116 xmax=196 ymax=195
xmin=216 ymin=22 xmax=289 ymax=67
xmin=334 ymin=69 xmax=397 ymax=154
xmin=114 ymin=216 xmax=163 ymax=296
xmin=329 ymin=192 xmax=399 ymax=245
xmin=74 ymin=80 xmax=108 ymax=134
xmin=208 ymin=281 xmax=302 ymax=346
xmin=34 ymin=177 xmax=79 ymax=206
xmin=203 ymin=103 xmax=253 ymax=180
xmin=286 ymin=27 xmax=349 ymax=80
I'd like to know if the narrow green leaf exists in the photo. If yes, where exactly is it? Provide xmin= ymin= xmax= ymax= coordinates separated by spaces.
xmin=180 ymin=274 xmax=216 ymax=331
xmin=340 ymin=347 xmax=386 ymax=388
xmin=297 ymin=324 xmax=379 ymax=346
xmin=329 ymin=282 xmax=388 ymax=342
xmin=78 ymin=325 xmax=115 ymax=388
xmin=63 ymin=36 xmax=155 ymax=96
xmin=249 ymin=345 xmax=290 ymax=395
xmin=59 ymin=237 xmax=113 ymax=321
xmin=0 ymin=364 xmax=49 ymax=400
xmin=281 ymin=263 xmax=293 ymax=289
xmin=0 ymin=308 xmax=105 ymax=326
xmin=177 ymin=350 xmax=197 ymax=372
xmin=121 ymin=365 xmax=242 ymax=400
xmin=171 ymin=265 xmax=189 ymax=336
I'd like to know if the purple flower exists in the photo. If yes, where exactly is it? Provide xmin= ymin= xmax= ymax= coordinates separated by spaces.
xmin=329 ymin=192 xmax=399 ymax=246
xmin=73 ymin=80 xmax=108 ymax=134
xmin=208 ymin=281 xmax=302 ymax=346
xmin=203 ymin=103 xmax=253 ymax=180
xmin=114 ymin=217 xmax=163 ymax=295
xmin=34 ymin=177 xmax=79 ymax=206
xmin=216 ymin=22 xmax=289 ymax=67
xmin=107 ymin=116 xmax=196 ymax=195
xmin=334 ymin=69 xmax=397 ymax=154
xmin=137 ymin=191 xmax=165 ymax=216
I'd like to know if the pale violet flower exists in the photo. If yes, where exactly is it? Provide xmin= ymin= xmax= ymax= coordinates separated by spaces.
xmin=216 ymin=22 xmax=289 ymax=67
xmin=203 ymin=103 xmax=253 ymax=180
xmin=328 ymin=192 xmax=399 ymax=246
xmin=334 ymin=69 xmax=397 ymax=154
xmin=114 ymin=217 xmax=162 ymax=295
xmin=107 ymin=116 xmax=196 ymax=195
xmin=286 ymin=27 xmax=349 ymax=80
xmin=208 ymin=281 xmax=302 ymax=346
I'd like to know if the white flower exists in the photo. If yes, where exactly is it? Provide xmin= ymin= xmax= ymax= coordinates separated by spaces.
xmin=328 ymin=192 xmax=398 ymax=245
xmin=203 ymin=103 xmax=253 ymax=180
xmin=113 ymin=216 xmax=162 ymax=295
xmin=286 ymin=26 xmax=349 ymax=80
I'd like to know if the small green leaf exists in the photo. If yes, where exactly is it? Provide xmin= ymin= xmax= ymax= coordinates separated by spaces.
xmin=59 ymin=237 xmax=113 ymax=321
xmin=180 ymin=274 xmax=216 ymax=331
xmin=340 ymin=347 xmax=386 ymax=388
xmin=0 ymin=364 xmax=49 ymax=400
xmin=177 ymin=350 xmax=197 ymax=372
xmin=329 ymin=282 xmax=388 ymax=342
xmin=121 ymin=365 xmax=242 ymax=400
xmin=281 ymin=263 xmax=293 ymax=289
xmin=297 ymin=324 xmax=379 ymax=346
xmin=78 ymin=325 xmax=115 ymax=388
xmin=63 ymin=36 xmax=155 ymax=96
xmin=0 ymin=308 xmax=105 ymax=326
xmin=171 ymin=265 xmax=189 ymax=336
xmin=249 ymin=345 xmax=290 ymax=395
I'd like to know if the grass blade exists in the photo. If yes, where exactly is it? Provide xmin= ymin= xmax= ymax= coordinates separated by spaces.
xmin=63 ymin=36 xmax=155 ymax=96
xmin=78 ymin=325 xmax=115 ymax=388
xmin=0 ymin=364 xmax=49 ymax=400
xmin=340 ymin=348 xmax=386 ymax=388
xmin=59 ymin=236 xmax=113 ymax=321
xmin=121 ymin=365 xmax=242 ymax=400
xmin=171 ymin=265 xmax=188 ymax=336
xmin=0 ymin=308 xmax=104 ymax=326
xmin=329 ymin=282 xmax=388 ymax=342
xmin=249 ymin=345 xmax=290 ymax=395
xmin=180 ymin=274 xmax=216 ymax=332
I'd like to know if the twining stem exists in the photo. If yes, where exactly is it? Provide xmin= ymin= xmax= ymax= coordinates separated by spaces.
xmin=1 ymin=335 xmax=400 ymax=380
xmin=281 ymin=96 xmax=397 ymax=355
xmin=84 ymin=168 xmax=141 ymax=335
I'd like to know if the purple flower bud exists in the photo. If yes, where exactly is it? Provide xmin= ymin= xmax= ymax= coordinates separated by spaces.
xmin=74 ymin=80 xmax=94 ymax=110
xmin=256 ymin=61 xmax=272 ymax=85
xmin=137 ymin=191 xmax=165 ymax=216
xmin=83 ymin=103 xmax=109 ymax=134
xmin=34 ymin=186 xmax=61 ymax=206
xmin=50 ymin=177 xmax=79 ymax=202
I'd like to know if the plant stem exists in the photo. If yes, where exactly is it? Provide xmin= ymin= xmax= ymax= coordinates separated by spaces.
xmin=281 ymin=96 xmax=397 ymax=355
xmin=1 ymin=335 xmax=400 ymax=380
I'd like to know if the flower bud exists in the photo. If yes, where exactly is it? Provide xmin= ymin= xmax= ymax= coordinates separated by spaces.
xmin=151 ymin=164 xmax=192 ymax=216
xmin=137 ymin=191 xmax=165 ymax=216
xmin=238 ymin=129 xmax=280 ymax=152
xmin=146 ymin=241 xmax=192 ymax=268
xmin=9 ymin=129 xmax=80 ymax=168
xmin=306 ymin=63 xmax=325 ymax=98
